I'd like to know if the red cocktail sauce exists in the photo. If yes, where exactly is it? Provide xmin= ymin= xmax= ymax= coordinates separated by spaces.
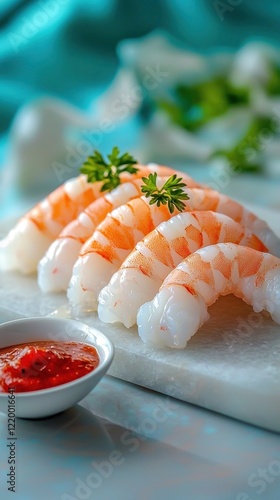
xmin=0 ymin=341 xmax=99 ymax=392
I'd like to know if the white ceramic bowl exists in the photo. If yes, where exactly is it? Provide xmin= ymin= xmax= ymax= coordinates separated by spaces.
xmin=0 ymin=317 xmax=114 ymax=419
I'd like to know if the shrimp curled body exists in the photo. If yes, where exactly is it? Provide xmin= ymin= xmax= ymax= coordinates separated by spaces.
xmin=98 ymin=211 xmax=267 ymax=328
xmin=68 ymin=187 xmax=278 ymax=314
xmin=0 ymin=164 xmax=177 ymax=274
xmin=137 ymin=243 xmax=280 ymax=349
xmin=38 ymin=172 xmax=197 ymax=292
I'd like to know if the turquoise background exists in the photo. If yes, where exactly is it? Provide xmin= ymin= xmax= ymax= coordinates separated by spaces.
xmin=1 ymin=0 xmax=280 ymax=164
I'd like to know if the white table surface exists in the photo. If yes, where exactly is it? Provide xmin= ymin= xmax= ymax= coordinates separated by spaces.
xmin=0 ymin=301 xmax=280 ymax=500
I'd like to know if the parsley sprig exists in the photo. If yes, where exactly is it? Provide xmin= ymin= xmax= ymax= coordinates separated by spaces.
xmin=80 ymin=147 xmax=138 ymax=191
xmin=141 ymin=173 xmax=189 ymax=213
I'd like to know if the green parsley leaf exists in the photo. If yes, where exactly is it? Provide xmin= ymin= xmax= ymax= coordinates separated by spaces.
xmin=80 ymin=147 xmax=138 ymax=191
xmin=141 ymin=173 xmax=189 ymax=214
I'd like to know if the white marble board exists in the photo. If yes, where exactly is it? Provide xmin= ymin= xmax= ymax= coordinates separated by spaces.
xmin=0 ymin=203 xmax=280 ymax=432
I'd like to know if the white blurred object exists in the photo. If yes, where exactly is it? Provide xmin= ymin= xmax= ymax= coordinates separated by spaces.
xmin=1 ymin=97 xmax=99 ymax=196
xmin=118 ymin=32 xmax=231 ymax=86
xmin=96 ymin=67 xmax=141 ymax=122
xmin=0 ymin=67 xmax=144 ymax=201
xmin=229 ymin=42 xmax=279 ymax=88
xmin=142 ymin=106 xmax=253 ymax=162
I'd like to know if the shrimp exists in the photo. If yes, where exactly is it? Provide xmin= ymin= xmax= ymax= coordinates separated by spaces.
xmin=38 ymin=172 xmax=198 ymax=292
xmin=98 ymin=211 xmax=268 ymax=328
xmin=137 ymin=243 xmax=280 ymax=349
xmin=0 ymin=164 xmax=178 ymax=274
xmin=67 ymin=196 xmax=174 ymax=313
xmin=67 ymin=187 xmax=279 ymax=314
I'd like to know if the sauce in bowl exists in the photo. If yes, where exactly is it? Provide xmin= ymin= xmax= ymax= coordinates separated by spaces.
xmin=0 ymin=341 xmax=99 ymax=392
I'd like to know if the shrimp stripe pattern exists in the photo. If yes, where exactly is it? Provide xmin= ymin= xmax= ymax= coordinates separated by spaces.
xmin=98 ymin=211 xmax=268 ymax=328
xmin=0 ymin=164 xmax=178 ymax=274
xmin=137 ymin=243 xmax=280 ymax=349
xmin=38 ymin=173 xmax=197 ymax=292
xmin=67 ymin=187 xmax=279 ymax=315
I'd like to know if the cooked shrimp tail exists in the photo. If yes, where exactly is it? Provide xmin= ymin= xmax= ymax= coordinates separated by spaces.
xmin=98 ymin=211 xmax=267 ymax=328
xmin=68 ymin=187 xmax=280 ymax=314
xmin=137 ymin=243 xmax=280 ymax=349
xmin=0 ymin=164 xmax=182 ymax=274
xmin=67 ymin=195 xmax=174 ymax=313
xmin=37 ymin=172 xmax=196 ymax=292
xmin=0 ymin=176 xmax=105 ymax=273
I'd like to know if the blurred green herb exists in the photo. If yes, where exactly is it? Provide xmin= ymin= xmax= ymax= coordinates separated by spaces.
xmin=155 ymin=72 xmax=280 ymax=173
xmin=141 ymin=173 xmax=189 ymax=213
xmin=213 ymin=117 xmax=275 ymax=173
xmin=157 ymin=76 xmax=250 ymax=132
xmin=267 ymin=64 xmax=280 ymax=95
xmin=80 ymin=147 xmax=138 ymax=191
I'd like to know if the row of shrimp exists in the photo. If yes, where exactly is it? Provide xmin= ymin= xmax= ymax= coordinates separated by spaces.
xmin=1 ymin=161 xmax=280 ymax=349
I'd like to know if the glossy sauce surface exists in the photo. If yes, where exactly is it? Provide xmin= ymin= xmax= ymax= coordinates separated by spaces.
xmin=0 ymin=341 xmax=99 ymax=392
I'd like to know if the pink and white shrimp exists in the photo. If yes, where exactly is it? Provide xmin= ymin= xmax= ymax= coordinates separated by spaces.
xmin=137 ymin=243 xmax=280 ymax=349
xmin=67 ymin=187 xmax=279 ymax=315
xmin=98 ymin=211 xmax=268 ymax=328
xmin=0 ymin=164 xmax=177 ymax=274
xmin=38 ymin=172 xmax=198 ymax=292
xmin=67 ymin=196 xmax=174 ymax=313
